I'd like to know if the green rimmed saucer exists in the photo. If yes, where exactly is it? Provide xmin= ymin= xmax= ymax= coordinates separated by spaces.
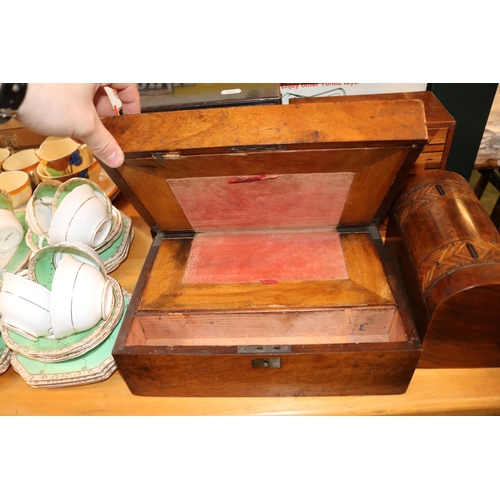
xmin=26 ymin=180 xmax=61 ymax=238
xmin=28 ymin=241 xmax=106 ymax=291
xmin=11 ymin=292 xmax=130 ymax=388
xmin=0 ymin=189 xmax=15 ymax=211
xmin=25 ymin=228 xmax=48 ymax=253
xmin=1 ymin=277 xmax=124 ymax=362
xmin=94 ymin=206 xmax=123 ymax=253
xmin=100 ymin=214 xmax=133 ymax=272
xmin=104 ymin=229 xmax=134 ymax=274
xmin=0 ymin=333 xmax=12 ymax=375
xmin=0 ymin=209 xmax=31 ymax=274
xmin=52 ymin=178 xmax=112 ymax=219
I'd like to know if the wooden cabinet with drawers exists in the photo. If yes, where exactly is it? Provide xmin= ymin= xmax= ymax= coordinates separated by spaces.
xmin=293 ymin=91 xmax=456 ymax=174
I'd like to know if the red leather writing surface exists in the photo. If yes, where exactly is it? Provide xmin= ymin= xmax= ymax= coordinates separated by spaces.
xmin=183 ymin=229 xmax=348 ymax=284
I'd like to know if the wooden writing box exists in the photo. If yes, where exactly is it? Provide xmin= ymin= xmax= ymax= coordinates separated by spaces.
xmin=102 ymin=99 xmax=428 ymax=397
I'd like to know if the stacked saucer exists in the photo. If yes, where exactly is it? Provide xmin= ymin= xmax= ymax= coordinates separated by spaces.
xmin=8 ymin=291 xmax=130 ymax=388
xmin=1 ymin=209 xmax=31 ymax=274
xmin=0 ymin=334 xmax=12 ymax=375
xmin=0 ymin=192 xmax=32 ymax=375
xmin=25 ymin=179 xmax=133 ymax=273
xmin=0 ymin=189 xmax=32 ymax=275
xmin=98 ymin=209 xmax=134 ymax=273
xmin=0 ymin=243 xmax=129 ymax=388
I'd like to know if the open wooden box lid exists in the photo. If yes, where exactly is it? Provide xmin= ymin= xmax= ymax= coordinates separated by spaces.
xmin=101 ymin=99 xmax=428 ymax=233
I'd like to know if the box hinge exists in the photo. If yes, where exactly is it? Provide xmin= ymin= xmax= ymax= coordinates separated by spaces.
xmin=153 ymin=151 xmax=182 ymax=166
xmin=237 ymin=345 xmax=291 ymax=354
xmin=228 ymin=145 xmax=287 ymax=153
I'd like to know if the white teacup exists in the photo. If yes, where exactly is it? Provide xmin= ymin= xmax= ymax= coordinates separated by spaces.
xmin=26 ymin=195 xmax=52 ymax=240
xmin=0 ymin=244 xmax=19 ymax=271
xmin=50 ymin=254 xmax=114 ymax=339
xmin=0 ymin=208 xmax=24 ymax=252
xmin=0 ymin=272 xmax=52 ymax=340
xmin=49 ymin=184 xmax=112 ymax=247
xmin=0 ymin=171 xmax=32 ymax=209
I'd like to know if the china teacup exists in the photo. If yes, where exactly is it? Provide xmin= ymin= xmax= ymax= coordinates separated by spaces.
xmin=0 ymin=208 xmax=24 ymax=252
xmin=0 ymin=272 xmax=52 ymax=340
xmin=0 ymin=244 xmax=19 ymax=271
xmin=0 ymin=148 xmax=10 ymax=170
xmin=25 ymin=181 xmax=60 ymax=241
xmin=2 ymin=149 xmax=40 ymax=187
xmin=0 ymin=171 xmax=32 ymax=208
xmin=0 ymin=190 xmax=24 ymax=252
xmin=50 ymin=254 xmax=114 ymax=339
xmin=48 ymin=184 xmax=112 ymax=247
xmin=36 ymin=137 xmax=85 ymax=173
xmin=37 ymin=158 xmax=102 ymax=185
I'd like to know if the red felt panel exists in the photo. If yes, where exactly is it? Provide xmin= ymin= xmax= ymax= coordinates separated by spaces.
xmin=183 ymin=229 xmax=348 ymax=284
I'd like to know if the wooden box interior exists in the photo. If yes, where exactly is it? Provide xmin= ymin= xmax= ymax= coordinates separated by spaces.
xmin=128 ymin=230 xmax=408 ymax=348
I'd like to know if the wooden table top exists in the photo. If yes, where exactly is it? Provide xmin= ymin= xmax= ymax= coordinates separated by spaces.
xmin=2 ymin=193 xmax=500 ymax=416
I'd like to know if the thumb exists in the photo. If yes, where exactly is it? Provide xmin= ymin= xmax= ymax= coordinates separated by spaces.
xmin=79 ymin=120 xmax=124 ymax=168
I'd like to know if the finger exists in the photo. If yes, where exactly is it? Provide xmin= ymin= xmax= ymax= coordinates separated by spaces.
xmin=108 ymin=83 xmax=141 ymax=114
xmin=79 ymin=117 xmax=125 ymax=168
xmin=94 ymin=87 xmax=116 ymax=117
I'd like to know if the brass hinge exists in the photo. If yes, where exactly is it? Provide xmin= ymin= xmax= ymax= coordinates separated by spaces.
xmin=153 ymin=151 xmax=182 ymax=166
xmin=228 ymin=145 xmax=287 ymax=153
xmin=237 ymin=345 xmax=291 ymax=354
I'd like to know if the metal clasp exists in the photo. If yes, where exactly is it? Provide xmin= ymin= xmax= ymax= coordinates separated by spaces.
xmin=251 ymin=358 xmax=282 ymax=369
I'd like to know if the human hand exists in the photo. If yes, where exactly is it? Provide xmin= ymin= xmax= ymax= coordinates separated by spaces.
xmin=17 ymin=84 xmax=141 ymax=168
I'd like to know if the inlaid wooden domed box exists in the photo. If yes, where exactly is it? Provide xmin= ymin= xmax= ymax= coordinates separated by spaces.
xmin=101 ymin=98 xmax=428 ymax=397
xmin=386 ymin=170 xmax=500 ymax=369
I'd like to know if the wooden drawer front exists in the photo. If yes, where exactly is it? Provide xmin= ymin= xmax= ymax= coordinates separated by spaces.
xmin=412 ymin=152 xmax=444 ymax=172
xmin=411 ymin=126 xmax=454 ymax=173
xmin=427 ymin=127 xmax=450 ymax=145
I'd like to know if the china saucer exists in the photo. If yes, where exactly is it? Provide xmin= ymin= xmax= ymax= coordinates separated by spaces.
xmin=104 ymin=230 xmax=134 ymax=274
xmin=25 ymin=228 xmax=47 ymax=253
xmin=0 ymin=334 xmax=12 ymax=375
xmin=10 ymin=291 xmax=130 ymax=388
xmin=1 ymin=277 xmax=124 ymax=362
xmin=94 ymin=206 xmax=123 ymax=253
xmin=24 ymin=180 xmax=61 ymax=243
xmin=0 ymin=351 xmax=12 ymax=375
xmin=100 ymin=214 xmax=133 ymax=272
xmin=0 ymin=210 xmax=31 ymax=274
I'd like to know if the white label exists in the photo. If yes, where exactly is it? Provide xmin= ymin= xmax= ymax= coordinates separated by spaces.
xmin=221 ymin=89 xmax=242 ymax=95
